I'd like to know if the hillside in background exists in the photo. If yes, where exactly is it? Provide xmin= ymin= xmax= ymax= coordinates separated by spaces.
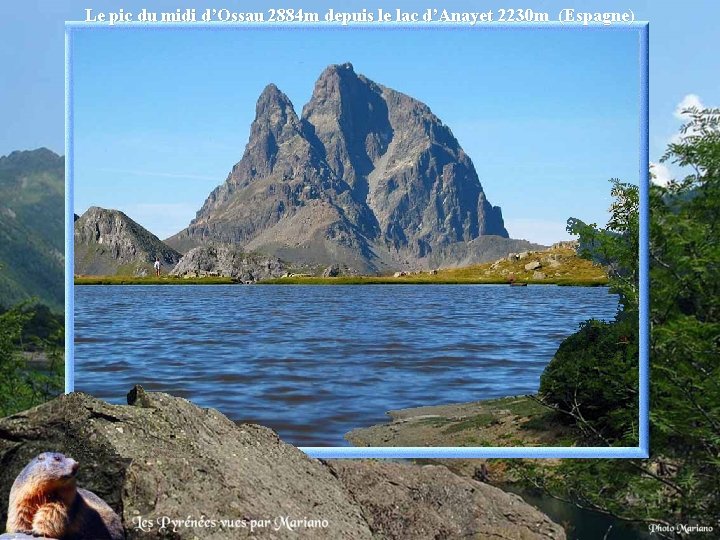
xmin=74 ymin=207 xmax=181 ymax=276
xmin=0 ymin=148 xmax=64 ymax=311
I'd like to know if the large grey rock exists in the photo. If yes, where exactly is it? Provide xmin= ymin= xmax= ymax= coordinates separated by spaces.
xmin=525 ymin=261 xmax=542 ymax=271
xmin=165 ymin=63 xmax=544 ymax=272
xmin=170 ymin=244 xmax=285 ymax=282
xmin=329 ymin=461 xmax=566 ymax=540
xmin=0 ymin=388 xmax=369 ymax=539
xmin=74 ymin=207 xmax=181 ymax=275
xmin=322 ymin=264 xmax=340 ymax=277
xmin=0 ymin=388 xmax=565 ymax=540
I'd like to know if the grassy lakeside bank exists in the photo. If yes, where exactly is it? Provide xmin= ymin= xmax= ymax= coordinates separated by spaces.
xmin=260 ymin=276 xmax=607 ymax=286
xmin=346 ymin=394 xmax=573 ymax=482
xmin=74 ymin=275 xmax=234 ymax=285
xmin=265 ymin=247 xmax=608 ymax=286
xmin=74 ymin=247 xmax=609 ymax=286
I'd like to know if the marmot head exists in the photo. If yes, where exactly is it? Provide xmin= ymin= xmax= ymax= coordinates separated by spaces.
xmin=28 ymin=452 xmax=79 ymax=487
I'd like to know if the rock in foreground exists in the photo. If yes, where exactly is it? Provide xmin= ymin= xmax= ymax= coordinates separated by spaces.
xmin=329 ymin=461 xmax=566 ymax=540
xmin=0 ymin=388 xmax=565 ymax=539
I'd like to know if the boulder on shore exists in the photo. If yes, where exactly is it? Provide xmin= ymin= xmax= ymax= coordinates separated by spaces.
xmin=0 ymin=388 xmax=565 ymax=540
xmin=170 ymin=244 xmax=285 ymax=283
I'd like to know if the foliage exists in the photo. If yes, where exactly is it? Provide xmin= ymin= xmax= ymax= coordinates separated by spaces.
xmin=523 ymin=108 xmax=720 ymax=532
xmin=0 ymin=303 xmax=63 ymax=417
xmin=0 ymin=149 xmax=64 ymax=311
xmin=566 ymin=178 xmax=639 ymax=313
xmin=539 ymin=317 xmax=638 ymax=442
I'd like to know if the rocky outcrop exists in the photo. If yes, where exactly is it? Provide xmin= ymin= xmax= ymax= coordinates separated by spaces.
xmin=170 ymin=244 xmax=285 ymax=282
xmin=74 ymin=207 xmax=181 ymax=276
xmin=0 ymin=388 xmax=565 ymax=540
xmin=329 ymin=461 xmax=566 ymax=540
xmin=166 ymin=63 xmax=539 ymax=272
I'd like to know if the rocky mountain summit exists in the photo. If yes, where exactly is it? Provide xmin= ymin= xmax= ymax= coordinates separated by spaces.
xmin=74 ymin=207 xmax=181 ymax=275
xmin=0 ymin=387 xmax=566 ymax=539
xmin=167 ymin=63 xmax=538 ymax=272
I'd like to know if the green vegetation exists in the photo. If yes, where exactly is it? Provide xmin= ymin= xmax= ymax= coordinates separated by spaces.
xmin=346 ymin=395 xmax=579 ymax=450
xmin=0 ymin=302 xmax=64 ymax=417
xmin=442 ymin=413 xmax=499 ymax=434
xmin=262 ymin=249 xmax=608 ymax=286
xmin=74 ymin=275 xmax=234 ymax=285
xmin=0 ymin=149 xmax=64 ymax=311
xmin=512 ymin=107 xmax=720 ymax=529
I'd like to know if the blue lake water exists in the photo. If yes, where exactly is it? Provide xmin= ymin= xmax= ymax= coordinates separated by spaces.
xmin=74 ymin=284 xmax=619 ymax=446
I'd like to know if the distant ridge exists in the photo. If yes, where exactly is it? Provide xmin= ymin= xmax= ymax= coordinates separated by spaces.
xmin=0 ymin=148 xmax=64 ymax=310
xmin=166 ymin=63 xmax=543 ymax=272
xmin=74 ymin=207 xmax=181 ymax=276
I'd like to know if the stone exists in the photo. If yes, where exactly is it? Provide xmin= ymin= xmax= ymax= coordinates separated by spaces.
xmin=551 ymin=240 xmax=578 ymax=251
xmin=533 ymin=271 xmax=546 ymax=280
xmin=328 ymin=461 xmax=566 ymax=540
xmin=0 ymin=389 xmax=565 ymax=540
xmin=525 ymin=261 xmax=542 ymax=271
xmin=322 ymin=264 xmax=341 ymax=277
xmin=170 ymin=244 xmax=285 ymax=283
xmin=518 ymin=251 xmax=530 ymax=260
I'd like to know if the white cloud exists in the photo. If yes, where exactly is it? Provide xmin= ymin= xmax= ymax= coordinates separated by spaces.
xmin=668 ymin=94 xmax=711 ymax=145
xmin=674 ymin=94 xmax=705 ymax=119
xmin=650 ymin=162 xmax=672 ymax=187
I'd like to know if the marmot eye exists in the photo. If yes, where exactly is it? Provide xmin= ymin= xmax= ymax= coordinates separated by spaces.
xmin=54 ymin=455 xmax=62 ymax=462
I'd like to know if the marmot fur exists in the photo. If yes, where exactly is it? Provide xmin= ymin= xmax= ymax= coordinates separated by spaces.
xmin=5 ymin=452 xmax=124 ymax=540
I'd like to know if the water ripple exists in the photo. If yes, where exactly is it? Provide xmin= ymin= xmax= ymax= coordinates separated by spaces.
xmin=75 ymin=284 xmax=619 ymax=446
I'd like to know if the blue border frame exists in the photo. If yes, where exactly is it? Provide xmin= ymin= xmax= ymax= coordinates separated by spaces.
xmin=65 ymin=22 xmax=649 ymax=459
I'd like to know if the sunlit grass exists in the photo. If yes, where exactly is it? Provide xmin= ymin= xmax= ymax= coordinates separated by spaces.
xmin=74 ymin=275 xmax=234 ymax=285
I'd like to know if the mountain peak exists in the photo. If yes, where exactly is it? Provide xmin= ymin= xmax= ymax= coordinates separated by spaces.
xmin=254 ymin=83 xmax=297 ymax=124
xmin=327 ymin=62 xmax=355 ymax=74
xmin=0 ymin=147 xmax=64 ymax=172
xmin=167 ymin=64 xmax=514 ymax=272
xmin=75 ymin=207 xmax=181 ymax=275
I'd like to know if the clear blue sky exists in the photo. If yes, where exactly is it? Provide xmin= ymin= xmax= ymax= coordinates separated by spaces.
xmin=1 ymin=0 xmax=718 ymax=244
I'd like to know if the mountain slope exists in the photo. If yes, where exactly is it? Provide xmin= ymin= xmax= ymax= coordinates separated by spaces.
xmin=0 ymin=148 xmax=64 ymax=311
xmin=74 ymin=207 xmax=181 ymax=275
xmin=167 ymin=64 xmax=540 ymax=271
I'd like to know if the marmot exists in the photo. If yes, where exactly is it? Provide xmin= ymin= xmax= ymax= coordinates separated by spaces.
xmin=6 ymin=452 xmax=124 ymax=540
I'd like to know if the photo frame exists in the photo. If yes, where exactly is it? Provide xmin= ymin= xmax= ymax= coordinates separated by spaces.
xmin=65 ymin=21 xmax=649 ymax=459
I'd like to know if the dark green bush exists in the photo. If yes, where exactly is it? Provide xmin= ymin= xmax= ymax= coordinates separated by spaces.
xmin=539 ymin=316 xmax=638 ymax=442
xmin=0 ymin=303 xmax=63 ymax=417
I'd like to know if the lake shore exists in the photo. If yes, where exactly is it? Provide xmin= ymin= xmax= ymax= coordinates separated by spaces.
xmin=74 ymin=275 xmax=235 ymax=285
xmin=345 ymin=394 xmax=575 ymax=482
xmin=344 ymin=395 xmax=650 ymax=539
xmin=75 ymin=246 xmax=609 ymax=286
